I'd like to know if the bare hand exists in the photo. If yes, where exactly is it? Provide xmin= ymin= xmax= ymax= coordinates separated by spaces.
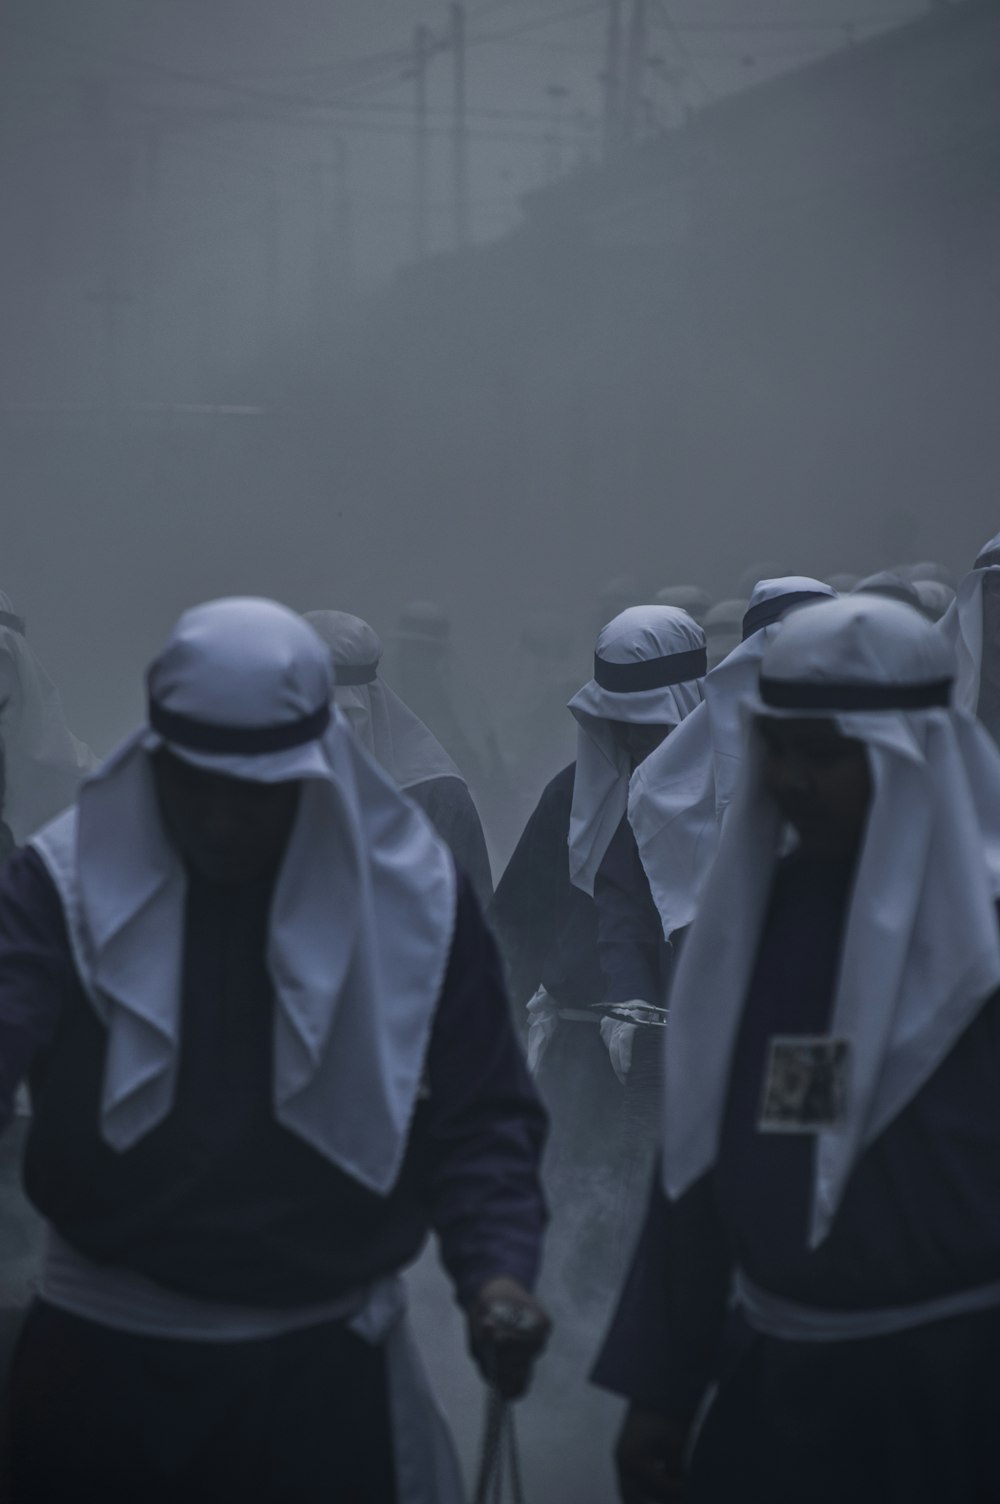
xmin=615 ymin=1405 xmax=690 ymax=1503
xmin=467 ymin=1276 xmax=551 ymax=1400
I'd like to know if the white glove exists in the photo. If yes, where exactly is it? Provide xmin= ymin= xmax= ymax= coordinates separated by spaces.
xmin=526 ymin=987 xmax=559 ymax=1076
xmin=600 ymin=1015 xmax=637 ymax=1084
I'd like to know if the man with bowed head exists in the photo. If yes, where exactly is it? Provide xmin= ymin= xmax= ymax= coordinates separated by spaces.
xmin=0 ymin=598 xmax=549 ymax=1504
xmin=596 ymin=595 xmax=1000 ymax=1503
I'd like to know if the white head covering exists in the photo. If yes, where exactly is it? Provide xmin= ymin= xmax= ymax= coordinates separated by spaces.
xmin=305 ymin=610 xmax=462 ymax=791
xmin=852 ymin=570 xmax=922 ymax=609
xmin=0 ymin=591 xmax=97 ymax=842
xmin=31 ymin=598 xmax=457 ymax=1195
xmin=663 ymin=595 xmax=1000 ymax=1247
xmin=568 ymin=606 xmax=705 ymax=895
xmin=703 ymin=598 xmax=747 ymax=671
xmin=913 ymin=579 xmax=956 ymax=623
xmin=938 ymin=530 xmax=1000 ymax=711
xmin=630 ymin=578 xmax=837 ymax=938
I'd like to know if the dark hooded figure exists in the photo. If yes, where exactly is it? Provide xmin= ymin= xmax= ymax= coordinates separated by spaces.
xmin=489 ymin=607 xmax=705 ymax=1302
xmin=0 ymin=598 xmax=550 ymax=1504
xmin=306 ymin=610 xmax=493 ymax=909
xmin=596 ymin=597 xmax=1000 ymax=1504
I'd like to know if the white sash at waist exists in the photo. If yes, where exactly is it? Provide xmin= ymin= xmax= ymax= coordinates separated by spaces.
xmin=40 ymin=1227 xmax=466 ymax=1503
xmin=735 ymin=1267 xmax=1000 ymax=1343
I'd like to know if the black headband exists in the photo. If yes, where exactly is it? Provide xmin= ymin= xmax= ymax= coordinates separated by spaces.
xmin=0 ymin=612 xmax=25 ymax=635
xmin=594 ymin=645 xmax=707 ymax=693
xmin=333 ymin=662 xmax=378 ymax=687
xmin=759 ymin=676 xmax=952 ymax=712
xmin=741 ymin=591 xmax=832 ymax=641
xmin=149 ymin=699 xmax=330 ymax=754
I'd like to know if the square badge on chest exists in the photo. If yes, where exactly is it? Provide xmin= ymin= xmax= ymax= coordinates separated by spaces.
xmin=758 ymin=1035 xmax=849 ymax=1133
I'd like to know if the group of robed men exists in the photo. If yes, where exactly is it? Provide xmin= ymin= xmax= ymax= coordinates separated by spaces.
xmin=0 ymin=538 xmax=999 ymax=1501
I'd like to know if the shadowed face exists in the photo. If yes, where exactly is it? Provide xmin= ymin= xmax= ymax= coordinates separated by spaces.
xmin=151 ymin=748 xmax=301 ymax=884
xmin=757 ymin=716 xmax=872 ymax=858
xmin=609 ymin=720 xmax=675 ymax=768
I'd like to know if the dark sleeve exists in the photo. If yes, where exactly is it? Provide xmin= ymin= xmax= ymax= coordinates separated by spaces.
xmin=423 ymin=872 xmax=549 ymax=1307
xmin=410 ymin=777 xmax=494 ymax=911
xmin=591 ymin=1170 xmax=732 ymax=1418
xmin=0 ymin=847 xmax=74 ymax=1132
xmin=594 ymin=816 xmax=671 ymax=1005
xmin=487 ymin=777 xmax=565 ymax=1009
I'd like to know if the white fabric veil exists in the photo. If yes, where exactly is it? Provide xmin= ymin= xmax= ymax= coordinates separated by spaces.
xmin=938 ymin=530 xmax=1000 ymax=711
xmin=568 ymin=606 xmax=705 ymax=896
xmin=0 ymin=590 xmax=96 ymax=841
xmin=31 ymin=598 xmax=457 ymax=1196
xmin=663 ymin=595 xmax=1000 ymax=1247
xmin=629 ymin=578 xmax=836 ymax=938
xmin=305 ymin=610 xmax=462 ymax=791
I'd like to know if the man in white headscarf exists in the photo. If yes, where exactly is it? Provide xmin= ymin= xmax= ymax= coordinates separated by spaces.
xmin=940 ymin=530 xmax=1000 ymax=746
xmin=0 ymin=592 xmax=96 ymax=844
xmin=625 ymin=578 xmax=838 ymax=955
xmin=595 ymin=595 xmax=1000 ymax=1504
xmin=305 ymin=610 xmax=493 ymax=908
xmin=0 ymin=598 xmax=549 ymax=1504
xmin=489 ymin=610 xmax=704 ymax=1230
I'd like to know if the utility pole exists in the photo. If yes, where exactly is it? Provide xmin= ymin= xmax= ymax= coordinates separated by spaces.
xmin=622 ymin=0 xmax=647 ymax=145
xmin=412 ymin=23 xmax=432 ymax=261
xmin=333 ymin=135 xmax=354 ymax=299
xmin=602 ymin=0 xmax=623 ymax=158
xmin=140 ymin=127 xmax=160 ymax=391
xmin=261 ymin=170 xmax=280 ymax=352
xmin=80 ymin=78 xmax=132 ymax=411
xmin=450 ymin=2 xmax=469 ymax=252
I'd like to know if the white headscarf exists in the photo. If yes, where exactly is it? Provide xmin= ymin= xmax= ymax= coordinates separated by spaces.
xmin=31 ymin=598 xmax=457 ymax=1196
xmin=0 ymin=591 xmax=97 ymax=842
xmin=630 ymin=579 xmax=837 ymax=938
xmin=938 ymin=530 xmax=1000 ymax=711
xmin=568 ymin=606 xmax=705 ymax=896
xmin=305 ymin=610 xmax=462 ymax=791
xmin=663 ymin=595 xmax=1000 ymax=1248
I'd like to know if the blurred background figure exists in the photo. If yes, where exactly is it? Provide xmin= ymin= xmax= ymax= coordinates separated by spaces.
xmin=703 ymin=598 xmax=747 ymax=670
xmin=306 ymin=609 xmax=493 ymax=908
xmin=852 ymin=570 xmax=922 ymax=608
xmin=384 ymin=599 xmax=510 ymax=860
xmin=500 ymin=610 xmax=581 ymax=831
xmin=825 ymin=572 xmax=861 ymax=593
xmin=897 ymin=560 xmax=958 ymax=588
xmin=913 ymin=579 xmax=956 ymax=622
xmin=0 ymin=592 xmax=96 ymax=844
xmin=940 ymin=531 xmax=1000 ymax=748
xmin=655 ymin=585 xmax=713 ymax=627
xmin=737 ymin=561 xmax=785 ymax=600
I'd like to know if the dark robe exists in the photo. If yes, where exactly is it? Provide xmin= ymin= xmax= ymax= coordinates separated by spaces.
xmin=594 ymin=852 xmax=1000 ymax=1503
xmin=489 ymin=763 xmax=621 ymax=1306
xmin=407 ymin=774 xmax=494 ymax=911
xmin=0 ymin=848 xmax=546 ymax=1502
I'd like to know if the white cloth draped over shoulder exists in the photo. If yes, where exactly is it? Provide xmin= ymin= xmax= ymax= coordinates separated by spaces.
xmin=304 ymin=610 xmax=463 ymax=791
xmin=0 ymin=590 xmax=97 ymax=842
xmin=938 ymin=530 xmax=1000 ymax=711
xmin=31 ymin=598 xmax=457 ymax=1196
xmin=663 ymin=595 xmax=1000 ymax=1247
xmin=567 ymin=605 xmax=706 ymax=896
xmin=629 ymin=577 xmax=836 ymax=938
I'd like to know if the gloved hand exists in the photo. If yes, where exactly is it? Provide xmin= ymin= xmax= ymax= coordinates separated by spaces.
xmin=467 ymin=1276 xmax=552 ymax=1400
xmin=614 ymin=1405 xmax=691 ymax=1502
xmin=525 ymin=986 xmax=559 ymax=1075
xmin=601 ymin=1014 xmax=638 ymax=1083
